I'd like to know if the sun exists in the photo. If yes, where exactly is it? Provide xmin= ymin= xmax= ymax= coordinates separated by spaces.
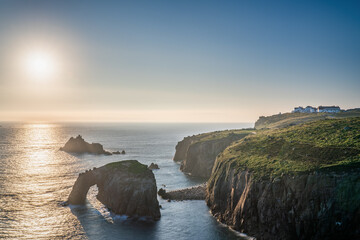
xmin=23 ymin=50 xmax=58 ymax=81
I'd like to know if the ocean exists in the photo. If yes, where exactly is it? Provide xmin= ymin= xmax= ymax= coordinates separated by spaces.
xmin=0 ymin=122 xmax=253 ymax=240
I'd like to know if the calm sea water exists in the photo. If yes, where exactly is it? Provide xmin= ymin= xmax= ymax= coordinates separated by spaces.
xmin=0 ymin=122 xmax=253 ymax=240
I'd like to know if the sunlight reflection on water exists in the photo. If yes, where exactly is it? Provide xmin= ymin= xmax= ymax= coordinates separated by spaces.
xmin=0 ymin=122 xmax=252 ymax=239
xmin=1 ymin=123 xmax=86 ymax=239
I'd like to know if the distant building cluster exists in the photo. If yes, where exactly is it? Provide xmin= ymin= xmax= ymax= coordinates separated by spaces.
xmin=292 ymin=106 xmax=341 ymax=113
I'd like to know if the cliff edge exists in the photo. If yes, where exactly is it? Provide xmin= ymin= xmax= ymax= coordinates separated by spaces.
xmin=174 ymin=130 xmax=252 ymax=178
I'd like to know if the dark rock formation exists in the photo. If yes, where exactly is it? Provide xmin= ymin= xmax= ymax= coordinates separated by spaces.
xmin=174 ymin=132 xmax=250 ymax=179
xmin=67 ymin=160 xmax=161 ymax=221
xmin=173 ymin=136 xmax=194 ymax=162
xmin=158 ymin=188 xmax=167 ymax=198
xmin=206 ymin=162 xmax=360 ymax=240
xmin=148 ymin=163 xmax=159 ymax=170
xmin=60 ymin=135 xmax=112 ymax=155
xmin=112 ymin=150 xmax=126 ymax=154
xmin=158 ymin=184 xmax=206 ymax=201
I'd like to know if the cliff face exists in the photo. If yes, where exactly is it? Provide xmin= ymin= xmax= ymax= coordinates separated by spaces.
xmin=173 ymin=136 xmax=193 ymax=162
xmin=180 ymin=136 xmax=240 ymax=178
xmin=174 ymin=131 xmax=251 ymax=179
xmin=207 ymin=163 xmax=360 ymax=240
xmin=67 ymin=160 xmax=161 ymax=220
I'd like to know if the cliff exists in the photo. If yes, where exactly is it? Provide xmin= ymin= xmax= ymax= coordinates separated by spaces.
xmin=60 ymin=135 xmax=112 ymax=155
xmin=206 ymin=118 xmax=360 ymax=239
xmin=254 ymin=109 xmax=360 ymax=129
xmin=67 ymin=160 xmax=161 ymax=221
xmin=174 ymin=130 xmax=252 ymax=178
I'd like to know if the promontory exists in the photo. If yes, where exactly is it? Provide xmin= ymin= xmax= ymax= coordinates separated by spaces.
xmin=172 ymin=115 xmax=360 ymax=239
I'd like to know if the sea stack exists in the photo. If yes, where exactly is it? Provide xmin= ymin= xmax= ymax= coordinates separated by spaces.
xmin=60 ymin=135 xmax=112 ymax=155
xmin=67 ymin=160 xmax=161 ymax=221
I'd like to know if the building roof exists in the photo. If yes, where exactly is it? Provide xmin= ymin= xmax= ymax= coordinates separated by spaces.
xmin=318 ymin=106 xmax=340 ymax=109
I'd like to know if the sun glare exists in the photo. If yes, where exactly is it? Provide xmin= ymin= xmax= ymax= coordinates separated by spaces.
xmin=23 ymin=50 xmax=58 ymax=81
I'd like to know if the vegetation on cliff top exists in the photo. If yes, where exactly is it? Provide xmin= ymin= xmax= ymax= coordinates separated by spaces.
xmin=254 ymin=109 xmax=360 ymax=129
xmin=185 ymin=129 xmax=254 ymax=143
xmin=105 ymin=160 xmax=148 ymax=174
xmin=214 ymin=117 xmax=360 ymax=179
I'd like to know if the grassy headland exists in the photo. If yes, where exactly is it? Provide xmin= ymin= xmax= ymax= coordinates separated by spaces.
xmin=255 ymin=109 xmax=360 ymax=129
xmin=185 ymin=129 xmax=254 ymax=143
xmin=213 ymin=117 xmax=360 ymax=179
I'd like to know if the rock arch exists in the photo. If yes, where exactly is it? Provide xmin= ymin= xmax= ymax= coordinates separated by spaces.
xmin=66 ymin=160 xmax=161 ymax=220
xmin=68 ymin=169 xmax=97 ymax=205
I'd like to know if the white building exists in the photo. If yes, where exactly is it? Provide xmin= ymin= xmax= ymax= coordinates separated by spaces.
xmin=318 ymin=106 xmax=341 ymax=113
xmin=293 ymin=106 xmax=304 ymax=113
xmin=304 ymin=106 xmax=317 ymax=113
xmin=292 ymin=106 xmax=317 ymax=113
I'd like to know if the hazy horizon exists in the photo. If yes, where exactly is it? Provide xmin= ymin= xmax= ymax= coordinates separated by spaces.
xmin=1 ymin=0 xmax=359 ymax=122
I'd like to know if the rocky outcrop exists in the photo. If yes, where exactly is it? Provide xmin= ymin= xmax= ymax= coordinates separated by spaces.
xmin=148 ymin=163 xmax=159 ymax=170
xmin=67 ymin=160 xmax=161 ymax=221
xmin=174 ymin=132 xmax=250 ymax=179
xmin=60 ymin=135 xmax=112 ymax=155
xmin=206 ymin=161 xmax=360 ymax=240
xmin=112 ymin=150 xmax=126 ymax=155
xmin=158 ymin=184 xmax=206 ymax=201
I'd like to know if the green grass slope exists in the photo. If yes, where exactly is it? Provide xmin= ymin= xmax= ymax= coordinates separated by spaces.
xmin=214 ymin=117 xmax=360 ymax=179
xmin=105 ymin=160 xmax=149 ymax=174
xmin=186 ymin=129 xmax=255 ymax=143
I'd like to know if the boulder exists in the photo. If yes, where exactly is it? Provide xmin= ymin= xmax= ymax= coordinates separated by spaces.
xmin=148 ymin=163 xmax=159 ymax=170
xmin=157 ymin=188 xmax=168 ymax=198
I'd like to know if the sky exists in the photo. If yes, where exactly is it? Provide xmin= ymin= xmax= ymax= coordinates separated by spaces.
xmin=0 ymin=0 xmax=359 ymax=123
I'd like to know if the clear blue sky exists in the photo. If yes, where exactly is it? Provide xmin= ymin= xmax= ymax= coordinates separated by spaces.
xmin=0 ymin=0 xmax=359 ymax=122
